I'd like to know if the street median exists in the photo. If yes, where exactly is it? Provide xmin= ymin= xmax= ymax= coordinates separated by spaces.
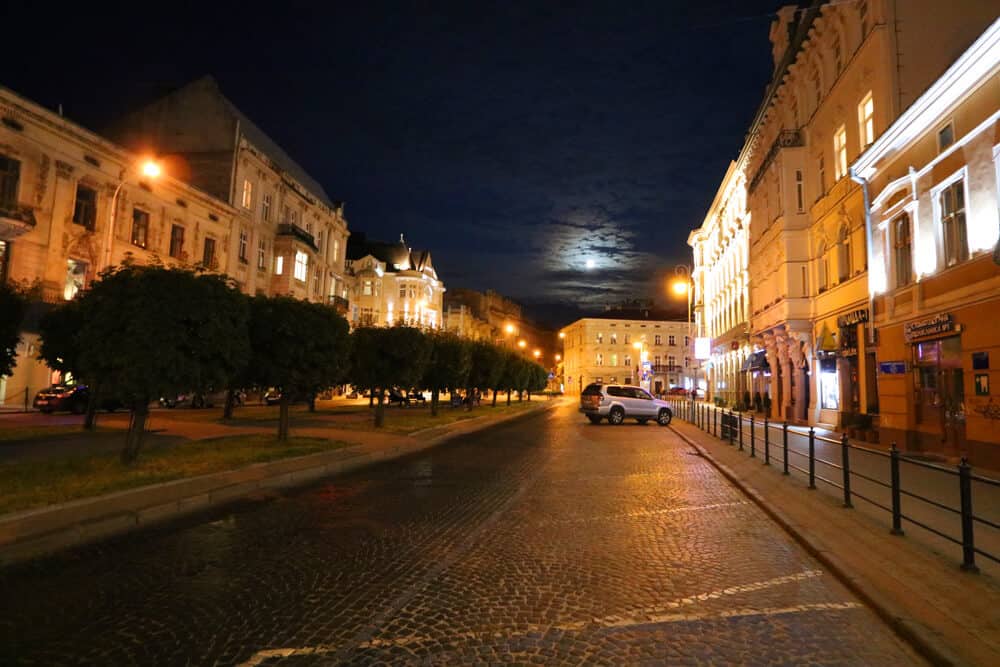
xmin=0 ymin=398 xmax=560 ymax=567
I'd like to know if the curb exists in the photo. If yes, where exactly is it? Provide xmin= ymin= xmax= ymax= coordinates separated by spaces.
xmin=669 ymin=423 xmax=965 ymax=667
xmin=0 ymin=400 xmax=560 ymax=567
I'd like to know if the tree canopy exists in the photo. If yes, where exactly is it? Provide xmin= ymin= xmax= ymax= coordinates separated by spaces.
xmin=0 ymin=282 xmax=27 ymax=378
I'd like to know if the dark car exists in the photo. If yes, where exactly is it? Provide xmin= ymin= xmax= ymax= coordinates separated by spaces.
xmin=33 ymin=385 xmax=122 ymax=414
xmin=159 ymin=390 xmax=240 ymax=409
xmin=263 ymin=388 xmax=282 ymax=406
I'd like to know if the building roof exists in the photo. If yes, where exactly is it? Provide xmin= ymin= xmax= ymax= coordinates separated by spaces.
xmin=574 ymin=307 xmax=686 ymax=322
xmin=347 ymin=232 xmax=436 ymax=276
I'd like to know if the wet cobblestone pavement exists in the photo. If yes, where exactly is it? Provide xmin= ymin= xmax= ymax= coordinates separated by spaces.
xmin=1 ymin=404 xmax=924 ymax=665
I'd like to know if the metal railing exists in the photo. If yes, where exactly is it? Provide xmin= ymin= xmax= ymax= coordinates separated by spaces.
xmin=667 ymin=400 xmax=1000 ymax=573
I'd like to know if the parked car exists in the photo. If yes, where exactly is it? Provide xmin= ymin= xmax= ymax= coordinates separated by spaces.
xmin=667 ymin=387 xmax=690 ymax=396
xmin=33 ymin=385 xmax=122 ymax=414
xmin=579 ymin=383 xmax=673 ymax=426
xmin=263 ymin=388 xmax=282 ymax=406
xmin=160 ymin=389 xmax=239 ymax=409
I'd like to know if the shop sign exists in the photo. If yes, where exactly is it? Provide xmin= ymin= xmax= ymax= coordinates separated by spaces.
xmin=879 ymin=361 xmax=906 ymax=375
xmin=837 ymin=309 xmax=869 ymax=328
xmin=904 ymin=313 xmax=954 ymax=342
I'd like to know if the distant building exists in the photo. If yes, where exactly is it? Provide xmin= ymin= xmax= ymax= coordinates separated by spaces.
xmin=560 ymin=308 xmax=696 ymax=396
xmin=107 ymin=76 xmax=350 ymax=311
xmin=344 ymin=232 xmax=445 ymax=329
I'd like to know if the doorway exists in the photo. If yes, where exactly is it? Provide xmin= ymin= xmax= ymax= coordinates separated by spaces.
xmin=914 ymin=336 xmax=965 ymax=452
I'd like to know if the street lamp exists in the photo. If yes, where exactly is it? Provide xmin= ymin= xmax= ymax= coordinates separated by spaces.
xmin=670 ymin=264 xmax=696 ymax=396
xmin=533 ymin=349 xmax=541 ymax=359
xmin=104 ymin=158 xmax=161 ymax=270
xmin=517 ymin=339 xmax=527 ymax=349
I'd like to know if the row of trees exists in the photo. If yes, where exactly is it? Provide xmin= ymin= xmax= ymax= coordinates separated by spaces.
xmin=26 ymin=263 xmax=547 ymax=463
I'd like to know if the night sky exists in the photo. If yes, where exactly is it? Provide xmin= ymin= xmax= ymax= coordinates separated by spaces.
xmin=1 ymin=1 xmax=783 ymax=326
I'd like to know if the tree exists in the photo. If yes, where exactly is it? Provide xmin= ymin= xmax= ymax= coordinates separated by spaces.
xmin=0 ymin=282 xmax=27 ymax=379
xmin=349 ymin=326 xmax=431 ymax=427
xmin=467 ymin=341 xmax=506 ymax=410
xmin=37 ymin=298 xmax=104 ymax=429
xmin=420 ymin=332 xmax=471 ymax=416
xmin=526 ymin=362 xmax=548 ymax=400
xmin=497 ymin=352 xmax=526 ymax=406
xmin=66 ymin=264 xmax=250 ymax=463
xmin=246 ymin=295 xmax=351 ymax=440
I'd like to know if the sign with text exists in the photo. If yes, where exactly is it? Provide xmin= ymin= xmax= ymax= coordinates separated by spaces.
xmin=694 ymin=337 xmax=711 ymax=360
xmin=878 ymin=361 xmax=907 ymax=375
xmin=904 ymin=313 xmax=954 ymax=342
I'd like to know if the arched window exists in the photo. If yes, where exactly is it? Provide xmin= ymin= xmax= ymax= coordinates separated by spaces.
xmin=838 ymin=225 xmax=852 ymax=281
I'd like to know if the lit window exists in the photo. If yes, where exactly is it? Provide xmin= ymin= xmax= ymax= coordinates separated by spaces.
xmin=833 ymin=125 xmax=848 ymax=181
xmin=262 ymin=193 xmax=272 ymax=221
xmin=820 ymin=358 xmax=839 ymax=409
xmin=239 ymin=230 xmax=248 ymax=263
xmin=939 ymin=179 xmax=968 ymax=267
xmin=257 ymin=239 xmax=266 ymax=270
xmin=893 ymin=214 xmax=912 ymax=288
xmin=363 ymin=280 xmax=373 ymax=296
xmin=596 ymin=332 xmax=603 ymax=344
xmin=610 ymin=332 xmax=617 ymax=345
xmin=294 ymin=251 xmax=308 ymax=282
xmin=596 ymin=353 xmax=603 ymax=366
xmin=795 ymin=170 xmax=804 ymax=212
xmin=275 ymin=255 xmax=284 ymax=275
xmin=242 ymin=179 xmax=253 ymax=209
xmin=64 ymin=259 xmax=87 ymax=300
xmin=333 ymin=239 xmax=340 ymax=264
xmin=131 ymin=209 xmax=149 ymax=248
xmin=610 ymin=354 xmax=618 ymax=366
xmin=858 ymin=92 xmax=874 ymax=148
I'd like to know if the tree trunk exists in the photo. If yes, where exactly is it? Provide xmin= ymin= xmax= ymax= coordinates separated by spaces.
xmin=375 ymin=389 xmax=386 ymax=427
xmin=507 ymin=389 xmax=512 ymax=406
xmin=369 ymin=387 xmax=375 ymax=408
xmin=121 ymin=398 xmax=150 ymax=464
xmin=431 ymin=388 xmax=439 ymax=417
xmin=308 ymin=392 xmax=316 ymax=413
xmin=278 ymin=394 xmax=291 ymax=441
xmin=223 ymin=386 xmax=237 ymax=420
xmin=465 ymin=387 xmax=473 ymax=411
xmin=84 ymin=382 xmax=99 ymax=431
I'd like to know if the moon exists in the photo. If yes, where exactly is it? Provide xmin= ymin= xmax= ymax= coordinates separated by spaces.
xmin=585 ymin=259 xmax=596 ymax=269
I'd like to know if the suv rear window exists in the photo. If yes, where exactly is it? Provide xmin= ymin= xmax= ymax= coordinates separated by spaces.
xmin=581 ymin=383 xmax=603 ymax=396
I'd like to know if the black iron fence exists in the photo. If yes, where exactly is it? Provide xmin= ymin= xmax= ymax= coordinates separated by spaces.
xmin=667 ymin=400 xmax=1000 ymax=573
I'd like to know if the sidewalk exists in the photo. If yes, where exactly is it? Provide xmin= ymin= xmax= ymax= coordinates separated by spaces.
xmin=671 ymin=419 xmax=1000 ymax=667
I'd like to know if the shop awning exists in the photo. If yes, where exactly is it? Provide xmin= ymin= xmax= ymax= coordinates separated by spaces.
xmin=742 ymin=351 xmax=770 ymax=372
xmin=815 ymin=323 xmax=838 ymax=353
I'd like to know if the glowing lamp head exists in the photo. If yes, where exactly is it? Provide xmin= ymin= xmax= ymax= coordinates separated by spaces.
xmin=533 ymin=349 xmax=541 ymax=358
xmin=141 ymin=160 xmax=161 ymax=179
xmin=518 ymin=340 xmax=527 ymax=349
xmin=558 ymin=332 xmax=565 ymax=339
xmin=671 ymin=280 xmax=689 ymax=296
xmin=505 ymin=323 xmax=515 ymax=334
xmin=555 ymin=354 xmax=561 ymax=361
xmin=633 ymin=342 xmax=642 ymax=350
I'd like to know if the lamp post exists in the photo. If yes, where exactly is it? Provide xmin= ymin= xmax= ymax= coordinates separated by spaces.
xmin=670 ymin=264 xmax=696 ymax=403
xmin=103 ymin=159 xmax=161 ymax=271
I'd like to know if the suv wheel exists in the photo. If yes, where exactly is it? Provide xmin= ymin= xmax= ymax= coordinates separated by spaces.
xmin=608 ymin=406 xmax=625 ymax=425
xmin=657 ymin=409 xmax=672 ymax=426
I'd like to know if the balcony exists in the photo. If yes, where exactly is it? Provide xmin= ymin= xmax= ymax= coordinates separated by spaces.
xmin=328 ymin=294 xmax=349 ymax=314
xmin=652 ymin=364 xmax=684 ymax=374
xmin=0 ymin=202 xmax=37 ymax=240
xmin=748 ymin=129 xmax=804 ymax=193
xmin=276 ymin=223 xmax=318 ymax=251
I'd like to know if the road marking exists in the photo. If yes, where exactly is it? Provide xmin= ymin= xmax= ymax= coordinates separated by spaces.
xmin=236 ymin=569 xmax=839 ymax=664
xmin=536 ymin=500 xmax=750 ymax=525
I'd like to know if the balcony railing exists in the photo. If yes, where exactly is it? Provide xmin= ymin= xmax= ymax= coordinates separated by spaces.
xmin=749 ymin=129 xmax=804 ymax=193
xmin=652 ymin=364 xmax=684 ymax=374
xmin=0 ymin=202 xmax=37 ymax=239
xmin=276 ymin=223 xmax=318 ymax=251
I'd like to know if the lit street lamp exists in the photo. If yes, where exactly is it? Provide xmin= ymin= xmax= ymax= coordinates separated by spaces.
xmin=533 ymin=349 xmax=541 ymax=359
xmin=104 ymin=158 xmax=161 ymax=270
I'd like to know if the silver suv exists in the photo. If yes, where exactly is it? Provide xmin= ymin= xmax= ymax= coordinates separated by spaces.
xmin=579 ymin=383 xmax=673 ymax=426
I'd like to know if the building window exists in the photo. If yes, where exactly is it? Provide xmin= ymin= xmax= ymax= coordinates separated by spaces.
xmin=820 ymin=357 xmax=839 ymax=409
xmin=624 ymin=355 xmax=631 ymax=367
xmin=818 ymin=153 xmax=826 ymax=196
xmin=610 ymin=332 xmax=617 ymax=345
xmin=257 ymin=239 xmax=266 ymax=270
xmin=685 ymin=357 xmax=690 ymax=368
xmin=858 ymin=92 xmax=874 ymax=149
xmin=668 ymin=355 xmax=676 ymax=368
xmin=0 ymin=155 xmax=20 ymax=208
xmin=293 ymin=251 xmax=308 ymax=282
xmin=242 ymin=179 xmax=253 ymax=209
xmin=624 ymin=333 xmax=630 ymax=344
xmin=937 ymin=123 xmax=955 ymax=152
xmin=363 ymin=280 xmax=374 ymax=296
xmin=72 ymin=184 xmax=97 ymax=230
xmin=654 ymin=355 xmax=661 ymax=366
xmin=833 ymin=125 xmax=848 ymax=182
xmin=818 ymin=242 xmax=829 ymax=291
xmin=399 ymin=285 xmax=406 ymax=299
xmin=684 ymin=335 xmax=690 ymax=347
xmin=313 ymin=269 xmax=321 ymax=295
xmin=833 ymin=39 xmax=842 ymax=74
xmin=596 ymin=332 xmax=603 ymax=344
xmin=801 ymin=265 xmax=809 ymax=296
xmin=202 ymin=237 xmax=216 ymax=267
xmin=262 ymin=193 xmax=272 ymax=221
xmin=332 ymin=239 xmax=340 ymax=264
xmin=131 ymin=209 xmax=149 ymax=248
xmin=238 ymin=231 xmax=248 ymax=263
xmin=654 ymin=335 xmax=662 ymax=345
xmin=668 ymin=335 xmax=676 ymax=346
xmin=939 ymin=179 xmax=968 ymax=267
xmin=610 ymin=354 xmax=618 ymax=366
xmin=838 ymin=226 xmax=852 ymax=281
xmin=795 ymin=170 xmax=804 ymax=212
xmin=169 ymin=225 xmax=185 ymax=259
xmin=893 ymin=214 xmax=912 ymax=287
xmin=596 ymin=353 xmax=603 ymax=366
xmin=275 ymin=255 xmax=284 ymax=275
xmin=64 ymin=259 xmax=87 ymax=301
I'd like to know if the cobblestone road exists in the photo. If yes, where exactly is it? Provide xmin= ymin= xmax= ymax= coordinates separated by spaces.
xmin=0 ymin=403 xmax=924 ymax=665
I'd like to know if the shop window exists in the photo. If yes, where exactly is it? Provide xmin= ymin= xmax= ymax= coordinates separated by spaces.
xmin=72 ymin=184 xmax=97 ymax=230
xmin=819 ymin=356 xmax=839 ymax=410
